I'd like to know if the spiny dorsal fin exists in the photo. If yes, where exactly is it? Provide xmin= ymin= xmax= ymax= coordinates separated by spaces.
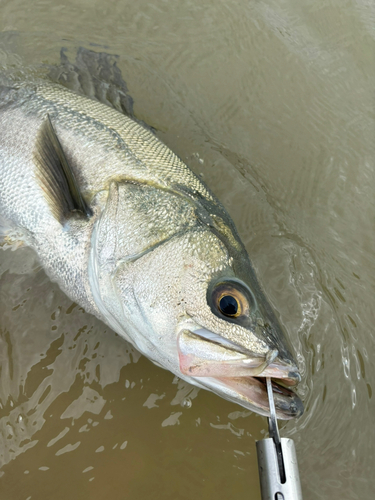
xmin=34 ymin=114 xmax=92 ymax=221
xmin=48 ymin=47 xmax=134 ymax=117
xmin=47 ymin=47 xmax=154 ymax=133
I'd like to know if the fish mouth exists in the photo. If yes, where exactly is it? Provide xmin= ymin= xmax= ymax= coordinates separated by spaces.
xmin=177 ymin=327 xmax=304 ymax=420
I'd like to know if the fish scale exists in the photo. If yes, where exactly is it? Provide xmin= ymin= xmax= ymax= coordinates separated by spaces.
xmin=35 ymin=82 xmax=215 ymax=201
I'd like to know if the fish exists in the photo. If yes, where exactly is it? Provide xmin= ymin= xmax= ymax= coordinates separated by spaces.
xmin=0 ymin=48 xmax=303 ymax=419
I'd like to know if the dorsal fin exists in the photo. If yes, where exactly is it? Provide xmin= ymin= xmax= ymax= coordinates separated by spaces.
xmin=33 ymin=114 xmax=92 ymax=221
xmin=48 ymin=47 xmax=135 ymax=117
xmin=47 ymin=47 xmax=154 ymax=133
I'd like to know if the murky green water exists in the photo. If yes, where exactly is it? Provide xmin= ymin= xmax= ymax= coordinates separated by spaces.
xmin=0 ymin=1 xmax=374 ymax=499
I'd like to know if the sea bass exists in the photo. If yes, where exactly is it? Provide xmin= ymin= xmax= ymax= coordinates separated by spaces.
xmin=0 ymin=50 xmax=303 ymax=419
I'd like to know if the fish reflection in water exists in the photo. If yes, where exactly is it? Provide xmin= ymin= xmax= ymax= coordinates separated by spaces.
xmin=0 ymin=46 xmax=303 ymax=438
xmin=1 ymin=245 xmax=211 ymax=462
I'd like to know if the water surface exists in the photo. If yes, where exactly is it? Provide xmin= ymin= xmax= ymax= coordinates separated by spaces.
xmin=0 ymin=1 xmax=374 ymax=499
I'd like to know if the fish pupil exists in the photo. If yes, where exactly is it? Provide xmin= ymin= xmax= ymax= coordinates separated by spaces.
xmin=219 ymin=295 xmax=238 ymax=316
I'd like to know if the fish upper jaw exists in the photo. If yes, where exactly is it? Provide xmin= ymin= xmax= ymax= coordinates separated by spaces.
xmin=176 ymin=323 xmax=303 ymax=419
xmin=176 ymin=323 xmax=300 ymax=384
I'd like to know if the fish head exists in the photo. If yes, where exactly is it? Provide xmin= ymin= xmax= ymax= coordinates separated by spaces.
xmin=110 ymin=219 xmax=303 ymax=420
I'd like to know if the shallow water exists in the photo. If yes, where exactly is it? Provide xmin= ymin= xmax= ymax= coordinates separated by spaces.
xmin=0 ymin=1 xmax=374 ymax=499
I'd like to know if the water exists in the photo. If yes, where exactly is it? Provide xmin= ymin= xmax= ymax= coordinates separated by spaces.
xmin=0 ymin=1 xmax=374 ymax=498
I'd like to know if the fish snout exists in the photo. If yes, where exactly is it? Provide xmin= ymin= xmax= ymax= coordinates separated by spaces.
xmin=175 ymin=325 xmax=304 ymax=419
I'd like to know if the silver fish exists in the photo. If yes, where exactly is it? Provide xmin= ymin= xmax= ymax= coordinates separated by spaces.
xmin=0 ymin=50 xmax=303 ymax=419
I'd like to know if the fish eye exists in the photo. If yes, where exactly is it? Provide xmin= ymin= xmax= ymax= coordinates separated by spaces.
xmin=218 ymin=295 xmax=240 ymax=317
xmin=209 ymin=280 xmax=253 ymax=321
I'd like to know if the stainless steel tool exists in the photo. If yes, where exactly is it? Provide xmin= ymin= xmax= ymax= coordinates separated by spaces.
xmin=256 ymin=378 xmax=303 ymax=500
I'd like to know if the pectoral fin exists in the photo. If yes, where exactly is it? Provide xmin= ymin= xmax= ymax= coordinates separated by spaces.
xmin=33 ymin=114 xmax=92 ymax=222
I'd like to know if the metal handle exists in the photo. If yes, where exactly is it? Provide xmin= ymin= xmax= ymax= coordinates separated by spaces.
xmin=256 ymin=377 xmax=303 ymax=500
xmin=256 ymin=437 xmax=303 ymax=500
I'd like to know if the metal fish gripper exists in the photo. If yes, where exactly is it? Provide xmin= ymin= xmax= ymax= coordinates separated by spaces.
xmin=256 ymin=378 xmax=303 ymax=500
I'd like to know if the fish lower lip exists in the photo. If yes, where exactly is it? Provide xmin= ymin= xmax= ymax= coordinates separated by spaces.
xmin=213 ymin=375 xmax=304 ymax=420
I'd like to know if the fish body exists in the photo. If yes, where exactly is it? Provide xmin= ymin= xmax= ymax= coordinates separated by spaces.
xmin=0 ymin=57 xmax=303 ymax=419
